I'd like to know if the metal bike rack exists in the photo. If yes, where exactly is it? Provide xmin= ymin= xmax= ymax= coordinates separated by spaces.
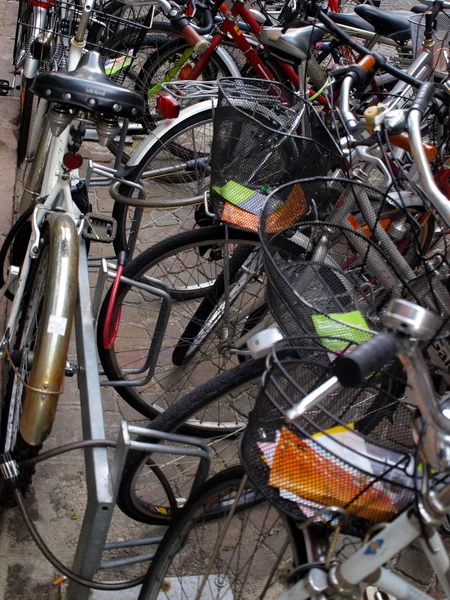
xmin=68 ymin=241 xmax=210 ymax=599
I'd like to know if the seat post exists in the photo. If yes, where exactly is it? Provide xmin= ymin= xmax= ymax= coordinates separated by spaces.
xmin=298 ymin=60 xmax=308 ymax=99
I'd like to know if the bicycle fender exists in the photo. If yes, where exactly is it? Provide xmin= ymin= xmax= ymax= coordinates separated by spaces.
xmin=20 ymin=212 xmax=79 ymax=446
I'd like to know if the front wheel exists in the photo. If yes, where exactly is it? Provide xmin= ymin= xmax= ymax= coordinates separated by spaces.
xmin=138 ymin=466 xmax=306 ymax=600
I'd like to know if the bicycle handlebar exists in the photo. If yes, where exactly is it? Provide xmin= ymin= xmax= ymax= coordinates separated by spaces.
xmin=420 ymin=0 xmax=450 ymax=9
xmin=333 ymin=333 xmax=397 ymax=386
xmin=407 ymin=101 xmax=450 ymax=227
xmin=410 ymin=81 xmax=435 ymax=117
xmin=155 ymin=0 xmax=211 ymax=51
xmin=317 ymin=5 xmax=449 ymax=103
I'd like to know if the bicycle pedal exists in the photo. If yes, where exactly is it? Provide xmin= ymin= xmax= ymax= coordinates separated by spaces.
xmin=0 ymin=79 xmax=12 ymax=96
xmin=82 ymin=213 xmax=117 ymax=243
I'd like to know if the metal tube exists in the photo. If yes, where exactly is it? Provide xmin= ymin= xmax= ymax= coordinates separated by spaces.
xmin=74 ymin=0 xmax=93 ymax=43
xmin=340 ymin=77 xmax=358 ymax=132
xmin=104 ymin=537 xmax=162 ymax=550
xmin=100 ymin=551 xmax=156 ymax=569
xmin=401 ymin=347 xmax=450 ymax=434
xmin=19 ymin=213 xmax=79 ymax=445
xmin=286 ymin=376 xmax=340 ymax=421
xmin=19 ymin=119 xmax=53 ymax=214
xmin=407 ymin=109 xmax=450 ymax=227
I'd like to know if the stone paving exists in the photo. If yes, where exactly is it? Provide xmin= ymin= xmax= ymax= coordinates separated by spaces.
xmin=0 ymin=0 xmax=449 ymax=598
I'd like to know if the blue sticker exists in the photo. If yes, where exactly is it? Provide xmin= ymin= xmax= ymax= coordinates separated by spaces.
xmin=364 ymin=539 xmax=384 ymax=556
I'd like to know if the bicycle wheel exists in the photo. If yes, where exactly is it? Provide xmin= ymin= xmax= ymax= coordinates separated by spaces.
xmin=97 ymin=225 xmax=263 ymax=421
xmin=138 ymin=466 xmax=304 ymax=600
xmin=0 ymin=231 xmax=49 ymax=506
xmin=172 ymin=244 xmax=263 ymax=366
xmin=117 ymin=357 xmax=265 ymax=523
xmin=135 ymin=33 xmax=240 ymax=130
xmin=112 ymin=107 xmax=214 ymax=257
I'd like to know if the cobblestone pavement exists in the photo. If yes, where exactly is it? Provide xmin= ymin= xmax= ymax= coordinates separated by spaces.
xmin=0 ymin=0 xmax=449 ymax=598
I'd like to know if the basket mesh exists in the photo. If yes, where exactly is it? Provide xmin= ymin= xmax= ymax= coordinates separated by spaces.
xmin=240 ymin=341 xmax=421 ymax=531
xmin=259 ymin=178 xmax=448 ymax=339
xmin=409 ymin=12 xmax=450 ymax=73
xmin=14 ymin=0 xmax=151 ymax=82
xmin=210 ymin=78 xmax=342 ymax=232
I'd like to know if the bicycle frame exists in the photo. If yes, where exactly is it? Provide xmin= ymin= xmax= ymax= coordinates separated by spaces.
xmin=278 ymin=507 xmax=450 ymax=600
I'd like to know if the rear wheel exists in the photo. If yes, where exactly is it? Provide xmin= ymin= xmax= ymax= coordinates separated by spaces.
xmin=111 ymin=108 xmax=214 ymax=257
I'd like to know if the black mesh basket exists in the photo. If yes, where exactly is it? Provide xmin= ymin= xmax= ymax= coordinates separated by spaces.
xmin=210 ymin=78 xmax=342 ymax=232
xmin=14 ymin=0 xmax=151 ymax=83
xmin=239 ymin=340 xmax=423 ymax=532
xmin=259 ymin=177 xmax=448 ymax=339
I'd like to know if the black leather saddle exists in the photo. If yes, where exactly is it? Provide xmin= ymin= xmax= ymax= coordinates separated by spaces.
xmin=278 ymin=25 xmax=327 ymax=59
xmin=355 ymin=5 xmax=411 ymax=40
xmin=329 ymin=11 xmax=375 ymax=32
xmin=31 ymin=51 xmax=145 ymax=120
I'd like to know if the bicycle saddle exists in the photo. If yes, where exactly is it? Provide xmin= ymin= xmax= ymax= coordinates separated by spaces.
xmin=266 ymin=25 xmax=325 ymax=60
xmin=31 ymin=51 xmax=145 ymax=120
xmin=354 ymin=6 xmax=411 ymax=41
xmin=328 ymin=11 xmax=375 ymax=33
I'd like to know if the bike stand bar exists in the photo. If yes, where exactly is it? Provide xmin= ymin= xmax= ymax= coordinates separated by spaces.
xmin=80 ymin=419 xmax=211 ymax=599
xmin=100 ymin=551 xmax=157 ymax=570
xmin=91 ymin=259 xmax=108 ymax=324
xmin=92 ymin=262 xmax=174 ymax=387
xmin=110 ymin=422 xmax=210 ymax=504
xmin=68 ymin=240 xmax=116 ymax=600
xmin=104 ymin=537 xmax=163 ymax=550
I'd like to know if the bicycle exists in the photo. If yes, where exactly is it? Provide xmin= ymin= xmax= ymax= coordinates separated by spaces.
xmin=0 ymin=0 xmax=192 ymax=505
xmin=13 ymin=0 xmax=155 ymax=163
xmin=109 ymin=15 xmax=450 ymax=521
xmin=138 ymin=297 xmax=450 ymax=600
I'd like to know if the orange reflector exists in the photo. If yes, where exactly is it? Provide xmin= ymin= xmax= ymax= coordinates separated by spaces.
xmin=361 ymin=219 xmax=391 ymax=237
xmin=347 ymin=214 xmax=359 ymax=231
xmin=179 ymin=64 xmax=194 ymax=80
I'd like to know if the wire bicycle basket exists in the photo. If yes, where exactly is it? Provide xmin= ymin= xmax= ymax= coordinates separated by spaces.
xmin=409 ymin=12 xmax=450 ymax=75
xmin=14 ymin=0 xmax=152 ymax=83
xmin=239 ymin=338 xmax=448 ymax=533
xmin=259 ymin=177 xmax=450 ymax=339
xmin=209 ymin=78 xmax=342 ymax=233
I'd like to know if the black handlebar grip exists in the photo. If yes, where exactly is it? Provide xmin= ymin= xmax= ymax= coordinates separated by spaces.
xmin=191 ymin=9 xmax=214 ymax=35
xmin=410 ymin=82 xmax=435 ymax=118
xmin=333 ymin=333 xmax=397 ymax=387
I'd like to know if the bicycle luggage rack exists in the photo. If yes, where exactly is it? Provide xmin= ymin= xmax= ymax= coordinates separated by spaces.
xmin=68 ymin=240 xmax=209 ymax=599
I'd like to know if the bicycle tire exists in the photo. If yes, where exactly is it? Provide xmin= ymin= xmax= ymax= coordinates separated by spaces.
xmin=112 ymin=107 xmax=214 ymax=256
xmin=106 ymin=26 xmax=236 ymax=162
xmin=0 ymin=228 xmax=50 ymax=506
xmin=98 ymin=225 xmax=261 ymax=420
xmin=116 ymin=356 xmax=266 ymax=523
xmin=17 ymin=77 xmax=34 ymax=164
xmin=138 ymin=466 xmax=304 ymax=600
